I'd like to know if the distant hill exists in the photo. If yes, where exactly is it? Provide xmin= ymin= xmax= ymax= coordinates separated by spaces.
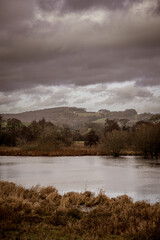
xmin=1 ymin=107 xmax=154 ymax=128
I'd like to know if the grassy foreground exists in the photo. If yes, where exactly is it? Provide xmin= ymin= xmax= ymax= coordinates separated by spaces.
xmin=0 ymin=182 xmax=160 ymax=240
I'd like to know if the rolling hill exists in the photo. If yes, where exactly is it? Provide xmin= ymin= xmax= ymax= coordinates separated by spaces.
xmin=1 ymin=107 xmax=154 ymax=129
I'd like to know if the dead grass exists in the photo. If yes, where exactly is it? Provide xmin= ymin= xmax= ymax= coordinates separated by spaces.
xmin=0 ymin=145 xmax=103 ymax=156
xmin=0 ymin=145 xmax=138 ymax=156
xmin=0 ymin=181 xmax=160 ymax=240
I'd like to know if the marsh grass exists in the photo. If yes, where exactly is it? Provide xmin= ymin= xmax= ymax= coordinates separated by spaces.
xmin=0 ymin=145 xmax=102 ymax=156
xmin=0 ymin=181 xmax=160 ymax=240
xmin=0 ymin=145 xmax=136 ymax=157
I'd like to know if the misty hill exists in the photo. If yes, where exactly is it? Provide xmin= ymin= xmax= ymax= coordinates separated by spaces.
xmin=2 ymin=107 xmax=154 ymax=128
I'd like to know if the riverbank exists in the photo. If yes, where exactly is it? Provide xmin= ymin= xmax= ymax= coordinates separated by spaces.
xmin=0 ymin=146 xmax=137 ymax=157
xmin=0 ymin=181 xmax=160 ymax=240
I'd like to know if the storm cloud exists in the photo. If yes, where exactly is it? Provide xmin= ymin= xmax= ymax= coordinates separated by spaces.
xmin=38 ymin=0 xmax=143 ymax=12
xmin=0 ymin=0 xmax=160 ymax=113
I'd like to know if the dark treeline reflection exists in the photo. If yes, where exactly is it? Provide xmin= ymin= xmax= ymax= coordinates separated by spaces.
xmin=0 ymin=115 xmax=160 ymax=158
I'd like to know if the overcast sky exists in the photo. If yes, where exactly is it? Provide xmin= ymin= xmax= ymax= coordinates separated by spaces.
xmin=0 ymin=0 xmax=160 ymax=114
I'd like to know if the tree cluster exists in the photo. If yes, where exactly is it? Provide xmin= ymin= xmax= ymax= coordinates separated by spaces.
xmin=134 ymin=123 xmax=160 ymax=159
xmin=103 ymin=119 xmax=160 ymax=158
xmin=0 ymin=117 xmax=73 ymax=150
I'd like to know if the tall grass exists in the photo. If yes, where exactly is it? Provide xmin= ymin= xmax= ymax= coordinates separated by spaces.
xmin=0 ymin=181 xmax=160 ymax=240
xmin=0 ymin=145 xmax=102 ymax=156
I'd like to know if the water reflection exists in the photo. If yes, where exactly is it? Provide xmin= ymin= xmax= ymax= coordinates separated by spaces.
xmin=0 ymin=156 xmax=160 ymax=203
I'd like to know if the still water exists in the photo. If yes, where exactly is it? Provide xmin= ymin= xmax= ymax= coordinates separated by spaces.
xmin=0 ymin=156 xmax=160 ymax=203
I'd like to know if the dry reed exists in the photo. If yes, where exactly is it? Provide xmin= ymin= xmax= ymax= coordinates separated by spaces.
xmin=0 ymin=181 xmax=160 ymax=240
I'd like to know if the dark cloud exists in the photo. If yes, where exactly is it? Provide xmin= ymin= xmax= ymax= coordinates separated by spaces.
xmin=0 ymin=0 xmax=160 ymax=114
xmin=63 ymin=0 xmax=126 ymax=12
xmin=1 ymin=46 xmax=160 ymax=92
xmin=0 ymin=0 xmax=35 ymax=27
xmin=0 ymin=2 xmax=160 ymax=91
xmin=38 ymin=0 xmax=63 ymax=12
xmin=38 ymin=0 xmax=142 ymax=12
xmin=65 ymin=0 xmax=143 ymax=11
xmin=154 ymin=0 xmax=160 ymax=15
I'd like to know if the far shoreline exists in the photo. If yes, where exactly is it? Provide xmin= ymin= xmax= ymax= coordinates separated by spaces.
xmin=0 ymin=146 xmax=139 ymax=157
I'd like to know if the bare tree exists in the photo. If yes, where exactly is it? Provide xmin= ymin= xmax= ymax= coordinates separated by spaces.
xmin=104 ymin=130 xmax=127 ymax=157
xmin=134 ymin=124 xmax=160 ymax=159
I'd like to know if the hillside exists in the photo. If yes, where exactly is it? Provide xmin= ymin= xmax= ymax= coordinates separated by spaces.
xmin=1 ymin=107 xmax=154 ymax=128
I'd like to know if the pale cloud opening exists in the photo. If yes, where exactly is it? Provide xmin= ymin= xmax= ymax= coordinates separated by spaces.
xmin=0 ymin=83 xmax=160 ymax=114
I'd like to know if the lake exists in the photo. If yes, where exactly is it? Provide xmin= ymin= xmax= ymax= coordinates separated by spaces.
xmin=0 ymin=156 xmax=160 ymax=203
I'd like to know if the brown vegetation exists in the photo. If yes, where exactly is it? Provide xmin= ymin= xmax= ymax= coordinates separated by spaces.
xmin=0 ymin=144 xmax=103 ymax=156
xmin=0 ymin=145 xmax=138 ymax=157
xmin=0 ymin=181 xmax=160 ymax=240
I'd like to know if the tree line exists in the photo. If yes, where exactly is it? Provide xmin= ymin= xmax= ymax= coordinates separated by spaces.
xmin=0 ymin=115 xmax=160 ymax=158
xmin=0 ymin=117 xmax=73 ymax=150
xmin=103 ymin=119 xmax=160 ymax=158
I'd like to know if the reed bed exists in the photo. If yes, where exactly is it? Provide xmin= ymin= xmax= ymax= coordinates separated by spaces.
xmin=0 ymin=146 xmax=102 ymax=156
xmin=0 ymin=181 xmax=160 ymax=240
xmin=0 ymin=146 xmax=137 ymax=157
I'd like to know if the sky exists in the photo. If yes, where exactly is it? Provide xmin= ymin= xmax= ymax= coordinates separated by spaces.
xmin=0 ymin=0 xmax=160 ymax=114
